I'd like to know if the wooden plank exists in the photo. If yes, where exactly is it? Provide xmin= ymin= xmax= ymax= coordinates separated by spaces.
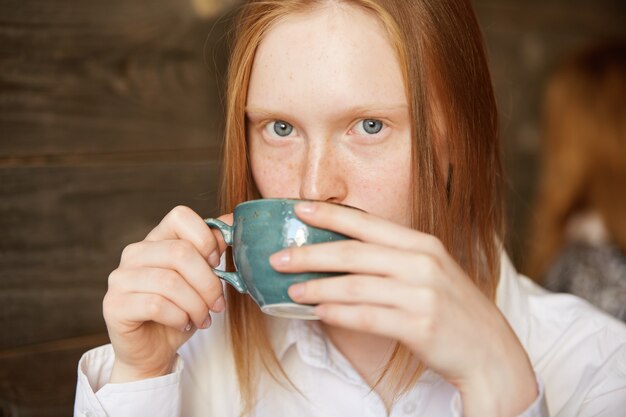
xmin=0 ymin=161 xmax=220 ymax=349
xmin=0 ymin=0 xmax=231 ymax=157
xmin=0 ymin=333 xmax=110 ymax=417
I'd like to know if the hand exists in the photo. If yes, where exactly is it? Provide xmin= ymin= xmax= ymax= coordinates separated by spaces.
xmin=269 ymin=201 xmax=537 ymax=417
xmin=103 ymin=206 xmax=231 ymax=383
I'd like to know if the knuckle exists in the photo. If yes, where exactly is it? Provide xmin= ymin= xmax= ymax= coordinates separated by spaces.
xmin=415 ymin=255 xmax=439 ymax=278
xmin=420 ymin=288 xmax=439 ymax=314
xmin=157 ymin=270 xmax=180 ymax=292
xmin=102 ymin=292 xmax=116 ymax=318
xmin=422 ymin=317 xmax=437 ymax=339
xmin=146 ymin=294 xmax=164 ymax=317
xmin=107 ymin=269 xmax=121 ymax=289
xmin=338 ymin=240 xmax=358 ymax=259
xmin=424 ymin=258 xmax=437 ymax=276
xmin=424 ymin=235 xmax=445 ymax=254
xmin=107 ymin=269 xmax=132 ymax=293
xmin=120 ymin=242 xmax=139 ymax=263
xmin=169 ymin=205 xmax=193 ymax=221
xmin=357 ymin=309 xmax=378 ymax=332
xmin=197 ymin=235 xmax=215 ymax=257
xmin=344 ymin=280 xmax=362 ymax=298
xmin=169 ymin=240 xmax=194 ymax=261
xmin=206 ymin=282 xmax=223 ymax=300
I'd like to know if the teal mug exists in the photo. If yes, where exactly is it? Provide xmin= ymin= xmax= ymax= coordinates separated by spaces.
xmin=204 ymin=199 xmax=350 ymax=320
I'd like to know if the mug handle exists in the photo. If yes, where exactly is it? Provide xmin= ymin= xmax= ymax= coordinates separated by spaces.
xmin=204 ymin=218 xmax=247 ymax=293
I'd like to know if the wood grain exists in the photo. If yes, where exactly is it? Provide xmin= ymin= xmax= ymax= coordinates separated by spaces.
xmin=0 ymin=161 xmax=220 ymax=349
xmin=0 ymin=1 xmax=229 ymax=415
xmin=0 ymin=0 xmax=231 ymax=157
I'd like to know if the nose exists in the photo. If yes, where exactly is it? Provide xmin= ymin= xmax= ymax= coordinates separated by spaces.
xmin=298 ymin=140 xmax=348 ymax=203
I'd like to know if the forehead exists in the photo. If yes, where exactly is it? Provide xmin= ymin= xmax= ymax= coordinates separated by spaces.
xmin=246 ymin=3 xmax=407 ymax=112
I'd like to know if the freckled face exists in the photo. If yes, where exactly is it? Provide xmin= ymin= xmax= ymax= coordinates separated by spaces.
xmin=246 ymin=4 xmax=412 ymax=226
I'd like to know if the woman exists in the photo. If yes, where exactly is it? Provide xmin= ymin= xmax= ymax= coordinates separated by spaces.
xmin=526 ymin=41 xmax=626 ymax=322
xmin=74 ymin=1 xmax=626 ymax=416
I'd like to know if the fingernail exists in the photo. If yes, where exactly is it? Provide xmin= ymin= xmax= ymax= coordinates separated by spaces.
xmin=288 ymin=283 xmax=305 ymax=300
xmin=270 ymin=251 xmax=290 ymax=266
xmin=182 ymin=322 xmax=192 ymax=332
xmin=212 ymin=296 xmax=225 ymax=313
xmin=208 ymin=251 xmax=220 ymax=267
xmin=201 ymin=315 xmax=212 ymax=329
xmin=296 ymin=202 xmax=316 ymax=215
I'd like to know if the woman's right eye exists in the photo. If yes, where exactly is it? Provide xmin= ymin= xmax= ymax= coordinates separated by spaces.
xmin=264 ymin=120 xmax=295 ymax=138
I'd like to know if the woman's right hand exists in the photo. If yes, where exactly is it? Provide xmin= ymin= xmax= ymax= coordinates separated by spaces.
xmin=103 ymin=205 xmax=231 ymax=383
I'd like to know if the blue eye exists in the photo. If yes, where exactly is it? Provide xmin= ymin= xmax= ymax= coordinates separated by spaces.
xmin=361 ymin=119 xmax=383 ymax=134
xmin=273 ymin=120 xmax=293 ymax=137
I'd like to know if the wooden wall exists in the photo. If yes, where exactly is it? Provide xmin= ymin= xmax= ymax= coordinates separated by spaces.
xmin=0 ymin=0 xmax=624 ymax=415
xmin=0 ymin=0 xmax=232 ymax=415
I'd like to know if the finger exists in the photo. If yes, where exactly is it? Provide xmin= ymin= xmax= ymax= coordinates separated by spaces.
xmin=145 ymin=206 xmax=230 ymax=266
xmin=109 ymin=267 xmax=212 ymax=329
xmin=315 ymin=303 xmax=426 ymax=347
xmin=294 ymin=201 xmax=448 ymax=257
xmin=106 ymin=292 xmax=193 ymax=333
xmin=271 ymin=240 xmax=444 ymax=284
xmin=208 ymin=213 xmax=233 ymax=256
xmin=120 ymin=239 xmax=224 ymax=311
xmin=289 ymin=275 xmax=437 ymax=316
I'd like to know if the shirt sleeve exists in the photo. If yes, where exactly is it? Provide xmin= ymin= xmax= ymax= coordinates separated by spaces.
xmin=449 ymin=377 xmax=549 ymax=417
xmin=73 ymin=344 xmax=183 ymax=417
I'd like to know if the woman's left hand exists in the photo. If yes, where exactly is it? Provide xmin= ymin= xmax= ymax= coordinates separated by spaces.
xmin=269 ymin=201 xmax=538 ymax=417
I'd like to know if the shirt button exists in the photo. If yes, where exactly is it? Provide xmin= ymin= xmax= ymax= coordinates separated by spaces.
xmin=82 ymin=411 xmax=94 ymax=417
xmin=402 ymin=402 xmax=417 ymax=414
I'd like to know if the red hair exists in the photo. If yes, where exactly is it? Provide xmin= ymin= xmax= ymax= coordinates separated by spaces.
xmin=219 ymin=1 xmax=503 ymax=413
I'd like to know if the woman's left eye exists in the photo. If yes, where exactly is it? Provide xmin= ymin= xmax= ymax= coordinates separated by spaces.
xmin=352 ymin=119 xmax=385 ymax=135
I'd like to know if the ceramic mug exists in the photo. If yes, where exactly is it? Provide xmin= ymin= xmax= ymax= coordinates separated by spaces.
xmin=204 ymin=199 xmax=350 ymax=320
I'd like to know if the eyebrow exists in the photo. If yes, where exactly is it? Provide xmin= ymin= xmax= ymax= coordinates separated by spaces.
xmin=245 ymin=103 xmax=409 ymax=118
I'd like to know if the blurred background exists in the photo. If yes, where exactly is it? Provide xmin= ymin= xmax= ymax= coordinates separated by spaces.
xmin=0 ymin=0 xmax=624 ymax=415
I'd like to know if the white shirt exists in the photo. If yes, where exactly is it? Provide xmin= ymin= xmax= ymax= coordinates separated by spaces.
xmin=74 ymin=253 xmax=626 ymax=416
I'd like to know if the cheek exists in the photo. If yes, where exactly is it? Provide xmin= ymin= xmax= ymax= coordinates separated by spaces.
xmin=366 ymin=165 xmax=411 ymax=226
xmin=352 ymin=148 xmax=412 ymax=225
xmin=250 ymin=148 xmax=301 ymax=198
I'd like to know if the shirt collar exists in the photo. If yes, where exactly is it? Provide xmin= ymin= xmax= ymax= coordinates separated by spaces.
xmin=269 ymin=316 xmax=368 ymax=384
xmin=496 ymin=251 xmax=532 ymax=345
xmin=268 ymin=316 xmax=310 ymax=360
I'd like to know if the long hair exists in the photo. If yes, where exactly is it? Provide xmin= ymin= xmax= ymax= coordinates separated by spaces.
xmin=526 ymin=40 xmax=626 ymax=281
xmin=218 ymin=0 xmax=503 ymax=414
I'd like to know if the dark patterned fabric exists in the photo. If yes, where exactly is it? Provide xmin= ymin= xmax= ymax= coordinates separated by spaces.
xmin=544 ymin=242 xmax=626 ymax=322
